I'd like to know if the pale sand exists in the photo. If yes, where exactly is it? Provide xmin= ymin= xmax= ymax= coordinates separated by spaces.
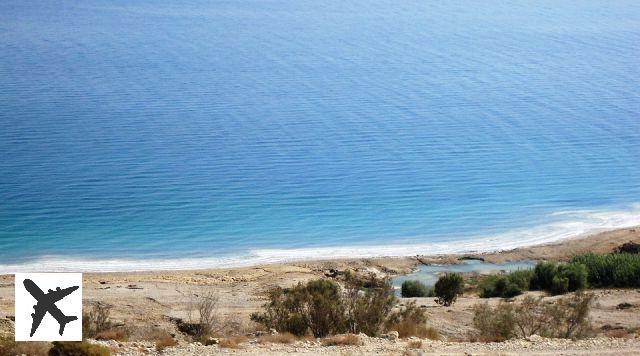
xmin=0 ymin=226 xmax=638 ymax=349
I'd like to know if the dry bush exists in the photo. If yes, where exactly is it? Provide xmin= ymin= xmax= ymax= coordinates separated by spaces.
xmin=321 ymin=334 xmax=363 ymax=346
xmin=547 ymin=292 xmax=594 ymax=339
xmin=604 ymin=328 xmax=630 ymax=339
xmin=258 ymin=332 xmax=297 ymax=344
xmin=178 ymin=289 xmax=242 ymax=341
xmin=155 ymin=334 xmax=178 ymax=352
xmin=95 ymin=327 xmax=129 ymax=341
xmin=136 ymin=327 xmax=173 ymax=341
xmin=218 ymin=336 xmax=248 ymax=349
xmin=48 ymin=341 xmax=110 ymax=356
xmin=613 ymin=241 xmax=640 ymax=254
xmin=386 ymin=301 xmax=439 ymax=340
xmin=135 ymin=328 xmax=177 ymax=351
xmin=403 ymin=350 xmax=424 ymax=356
xmin=472 ymin=301 xmax=515 ymax=342
xmin=513 ymin=295 xmax=553 ymax=338
xmin=0 ymin=336 xmax=51 ymax=356
xmin=195 ymin=291 xmax=218 ymax=336
xmin=14 ymin=342 xmax=52 ymax=356
xmin=184 ymin=290 xmax=219 ymax=338
xmin=407 ymin=339 xmax=423 ymax=349
xmin=514 ymin=293 xmax=593 ymax=339
xmin=83 ymin=302 xmax=114 ymax=338
xmin=472 ymin=292 xmax=594 ymax=342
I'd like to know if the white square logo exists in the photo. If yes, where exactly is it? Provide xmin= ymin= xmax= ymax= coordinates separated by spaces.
xmin=14 ymin=273 xmax=82 ymax=341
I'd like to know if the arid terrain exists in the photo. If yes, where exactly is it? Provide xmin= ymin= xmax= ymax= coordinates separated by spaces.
xmin=1 ymin=227 xmax=639 ymax=355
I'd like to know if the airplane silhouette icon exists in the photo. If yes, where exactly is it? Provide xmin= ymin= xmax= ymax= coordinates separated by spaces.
xmin=23 ymin=279 xmax=79 ymax=337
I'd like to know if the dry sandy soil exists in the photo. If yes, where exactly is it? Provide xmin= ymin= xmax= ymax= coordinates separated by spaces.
xmin=0 ymin=226 xmax=639 ymax=355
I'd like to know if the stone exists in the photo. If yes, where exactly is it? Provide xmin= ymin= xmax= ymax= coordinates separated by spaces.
xmin=205 ymin=337 xmax=220 ymax=345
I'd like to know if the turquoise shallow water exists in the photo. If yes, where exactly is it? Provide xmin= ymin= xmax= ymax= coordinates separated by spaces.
xmin=1 ymin=0 xmax=639 ymax=271
xmin=392 ymin=260 xmax=536 ymax=294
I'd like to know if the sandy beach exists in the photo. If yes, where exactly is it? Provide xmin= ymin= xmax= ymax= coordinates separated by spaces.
xmin=1 ymin=226 xmax=639 ymax=354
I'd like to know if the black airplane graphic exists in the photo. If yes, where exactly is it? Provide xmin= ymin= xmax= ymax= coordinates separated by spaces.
xmin=23 ymin=279 xmax=79 ymax=337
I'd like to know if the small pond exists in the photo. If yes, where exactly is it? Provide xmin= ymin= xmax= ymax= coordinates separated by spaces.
xmin=392 ymin=260 xmax=535 ymax=294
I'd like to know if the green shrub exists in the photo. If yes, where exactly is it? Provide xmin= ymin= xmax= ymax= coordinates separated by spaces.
xmin=530 ymin=261 xmax=557 ymax=291
xmin=545 ymin=263 xmax=588 ymax=295
xmin=530 ymin=261 xmax=588 ymax=295
xmin=479 ymin=276 xmax=521 ymax=298
xmin=508 ymin=269 xmax=534 ymax=290
xmin=401 ymin=280 xmax=433 ymax=298
xmin=558 ymin=263 xmax=588 ymax=292
xmin=305 ymin=279 xmax=346 ymax=337
xmin=478 ymin=268 xmax=533 ymax=298
xmin=251 ymin=274 xmax=402 ymax=337
xmin=434 ymin=273 xmax=464 ymax=306
xmin=250 ymin=279 xmax=345 ymax=337
xmin=551 ymin=275 xmax=570 ymax=295
xmin=571 ymin=253 xmax=640 ymax=288
xmin=48 ymin=341 xmax=110 ymax=356
xmin=343 ymin=272 xmax=397 ymax=336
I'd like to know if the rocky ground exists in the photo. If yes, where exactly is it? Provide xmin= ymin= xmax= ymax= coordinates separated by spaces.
xmin=92 ymin=335 xmax=640 ymax=355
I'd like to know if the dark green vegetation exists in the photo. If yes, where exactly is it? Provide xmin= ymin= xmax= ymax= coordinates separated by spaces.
xmin=434 ymin=273 xmax=464 ymax=306
xmin=401 ymin=280 xmax=434 ymax=298
xmin=479 ymin=269 xmax=533 ymax=298
xmin=530 ymin=261 xmax=588 ymax=295
xmin=251 ymin=273 xmax=435 ymax=338
xmin=571 ymin=253 xmax=640 ymax=288
xmin=479 ymin=251 xmax=640 ymax=298
xmin=473 ymin=293 xmax=594 ymax=341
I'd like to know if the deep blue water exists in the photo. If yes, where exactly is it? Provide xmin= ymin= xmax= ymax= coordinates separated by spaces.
xmin=1 ymin=0 xmax=639 ymax=271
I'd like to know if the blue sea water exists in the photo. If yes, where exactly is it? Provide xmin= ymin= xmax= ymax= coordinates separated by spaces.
xmin=1 ymin=0 xmax=639 ymax=271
